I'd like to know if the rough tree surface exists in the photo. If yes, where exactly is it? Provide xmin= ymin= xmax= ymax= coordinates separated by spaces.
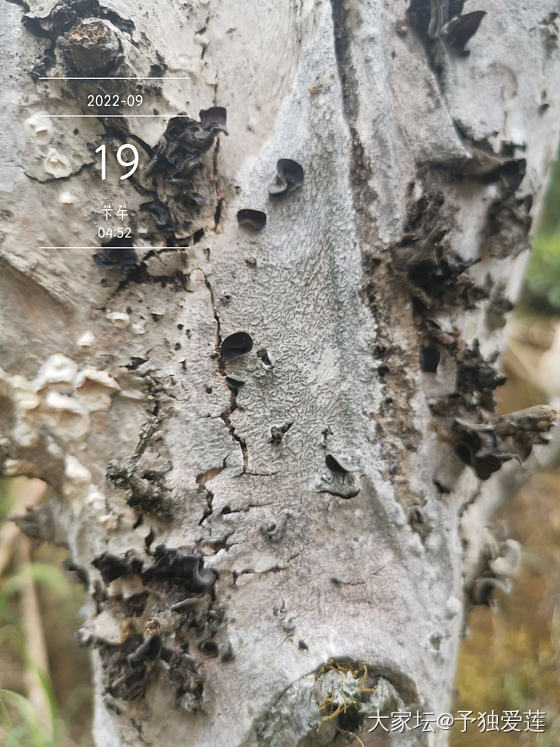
xmin=1 ymin=0 xmax=560 ymax=745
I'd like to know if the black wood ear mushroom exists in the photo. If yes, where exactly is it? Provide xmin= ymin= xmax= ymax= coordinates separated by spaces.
xmin=237 ymin=209 xmax=267 ymax=231
xmin=221 ymin=332 xmax=254 ymax=361
xmin=269 ymin=159 xmax=304 ymax=196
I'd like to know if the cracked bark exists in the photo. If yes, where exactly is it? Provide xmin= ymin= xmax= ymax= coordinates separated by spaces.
xmin=2 ymin=1 xmax=560 ymax=745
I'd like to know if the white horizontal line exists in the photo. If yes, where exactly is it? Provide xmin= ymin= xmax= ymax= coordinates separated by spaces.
xmin=47 ymin=114 xmax=187 ymax=118
xmin=39 ymin=77 xmax=191 ymax=80
xmin=39 ymin=246 xmax=190 ymax=249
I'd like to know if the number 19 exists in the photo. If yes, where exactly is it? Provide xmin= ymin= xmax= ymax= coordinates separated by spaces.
xmin=95 ymin=143 xmax=139 ymax=181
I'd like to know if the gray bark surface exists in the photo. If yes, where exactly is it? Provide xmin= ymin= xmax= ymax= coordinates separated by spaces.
xmin=1 ymin=1 xmax=560 ymax=745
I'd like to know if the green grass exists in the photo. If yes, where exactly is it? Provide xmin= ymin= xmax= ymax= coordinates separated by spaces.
xmin=525 ymin=234 xmax=560 ymax=315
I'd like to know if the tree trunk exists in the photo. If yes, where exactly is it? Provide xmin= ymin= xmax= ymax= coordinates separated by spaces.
xmin=2 ymin=0 xmax=560 ymax=744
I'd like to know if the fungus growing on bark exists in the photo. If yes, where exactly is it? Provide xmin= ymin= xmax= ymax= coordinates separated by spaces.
xmin=237 ymin=209 xmax=267 ymax=231
xmin=58 ymin=19 xmax=122 ymax=74
xmin=198 ymin=640 xmax=219 ymax=658
xmin=165 ymin=649 xmax=204 ymax=710
xmin=318 ymin=454 xmax=360 ymax=498
xmin=268 ymin=159 xmax=305 ymax=196
xmin=225 ymin=375 xmax=245 ymax=390
xmin=456 ymin=340 xmax=507 ymax=395
xmin=141 ymin=199 xmax=173 ymax=228
xmin=100 ymin=634 xmax=154 ymax=701
xmin=325 ymin=453 xmax=352 ymax=474
xmin=407 ymin=251 xmax=481 ymax=308
xmin=92 ymin=551 xmax=143 ymax=584
xmin=408 ymin=1 xmax=485 ymax=50
xmin=420 ymin=345 xmax=441 ymax=373
xmin=444 ymin=11 xmax=487 ymax=52
xmin=93 ymin=238 xmax=139 ymax=275
xmin=199 ymin=106 xmax=228 ymax=132
xmin=453 ymin=405 xmax=558 ymax=479
xmin=220 ymin=332 xmax=253 ymax=361
xmin=270 ymin=422 xmax=293 ymax=445
xmin=142 ymin=546 xmax=217 ymax=594
xmin=44 ymin=149 xmax=72 ymax=178
xmin=453 ymin=437 xmax=507 ymax=480
xmin=256 ymin=348 xmax=273 ymax=367
xmin=25 ymin=112 xmax=53 ymax=140
xmin=127 ymin=634 xmax=162 ymax=668
xmin=146 ymin=108 xmax=227 ymax=179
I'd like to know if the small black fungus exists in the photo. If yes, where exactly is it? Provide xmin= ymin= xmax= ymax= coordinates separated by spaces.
xmin=444 ymin=10 xmax=487 ymax=51
xmin=221 ymin=331 xmax=254 ymax=361
xmin=456 ymin=340 xmax=507 ymax=395
xmin=407 ymin=252 xmax=480 ymax=308
xmin=256 ymin=348 xmax=273 ymax=367
xmin=407 ymin=0 xmax=433 ymax=37
xmin=140 ymin=199 xmax=173 ymax=228
xmin=142 ymin=546 xmax=217 ymax=594
xmin=93 ymin=238 xmax=138 ymax=275
xmin=408 ymin=0 xmax=465 ymax=39
xmin=125 ymin=357 xmax=149 ymax=371
xmin=237 ymin=209 xmax=267 ymax=231
xmin=268 ymin=159 xmax=304 ymax=196
xmin=146 ymin=108 xmax=227 ymax=179
xmin=421 ymin=345 xmax=441 ymax=373
xmin=189 ymin=192 xmax=208 ymax=208
xmin=150 ymin=60 xmax=167 ymax=77
xmin=453 ymin=430 xmax=510 ymax=481
xmin=127 ymin=634 xmax=162 ymax=668
xmin=270 ymin=422 xmax=293 ymax=445
xmin=92 ymin=552 xmax=143 ymax=584
xmin=325 ymin=453 xmax=350 ymax=474
xmin=318 ymin=454 xmax=360 ymax=498
xmin=166 ymin=649 xmax=204 ymax=708
xmin=225 ymin=375 xmax=245 ymax=390
xmin=199 ymin=106 xmax=228 ymax=132
xmin=453 ymin=406 xmax=557 ymax=480
xmin=198 ymin=640 xmax=219 ymax=658
xmin=101 ymin=634 xmax=153 ymax=701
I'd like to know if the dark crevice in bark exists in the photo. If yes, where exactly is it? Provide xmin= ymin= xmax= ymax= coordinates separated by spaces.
xmin=196 ymin=463 xmax=226 ymax=526
xmin=211 ymin=140 xmax=224 ymax=233
xmin=200 ymin=269 xmax=249 ymax=474
xmin=330 ymin=0 xmax=377 ymax=219
xmin=330 ymin=0 xmax=422 ymax=515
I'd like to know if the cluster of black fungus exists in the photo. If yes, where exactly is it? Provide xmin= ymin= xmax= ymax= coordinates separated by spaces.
xmin=93 ymin=239 xmax=139 ymax=275
xmin=453 ymin=405 xmax=557 ymax=480
xmin=456 ymin=340 xmax=507 ymax=396
xmin=145 ymin=107 xmax=227 ymax=180
xmin=408 ymin=0 xmax=486 ymax=52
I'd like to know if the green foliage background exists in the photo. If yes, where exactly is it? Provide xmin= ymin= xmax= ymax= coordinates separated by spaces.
xmin=525 ymin=156 xmax=560 ymax=315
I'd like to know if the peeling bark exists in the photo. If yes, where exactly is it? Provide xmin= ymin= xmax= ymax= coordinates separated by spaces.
xmin=1 ymin=0 xmax=560 ymax=745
